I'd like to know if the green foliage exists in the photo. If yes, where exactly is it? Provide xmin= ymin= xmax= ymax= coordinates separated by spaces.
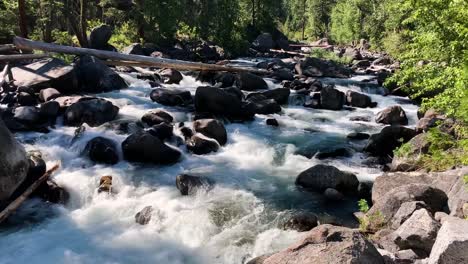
xmin=310 ymin=48 xmax=352 ymax=65
xmin=358 ymin=210 xmax=385 ymax=233
xmin=329 ymin=0 xmax=363 ymax=44
xmin=358 ymin=199 xmax=369 ymax=213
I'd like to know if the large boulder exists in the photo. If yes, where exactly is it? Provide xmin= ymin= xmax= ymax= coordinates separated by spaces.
xmin=428 ymin=217 xmax=468 ymax=264
xmin=88 ymin=25 xmax=113 ymax=50
xmin=236 ymin=72 xmax=268 ymax=91
xmin=11 ymin=58 xmax=77 ymax=93
xmin=175 ymin=174 xmax=213 ymax=195
xmin=391 ymin=201 xmax=428 ymax=229
xmin=0 ymin=119 xmax=30 ymax=205
xmin=149 ymin=88 xmax=192 ymax=106
xmin=64 ymin=98 xmax=119 ymax=127
xmin=367 ymin=184 xmax=448 ymax=226
xmin=186 ymin=134 xmax=219 ymax=155
xmin=390 ymin=133 xmax=430 ymax=171
xmin=252 ymin=33 xmax=274 ymax=52
xmin=376 ymin=106 xmax=408 ymax=125
xmin=122 ymin=132 xmax=181 ymax=164
xmin=295 ymin=165 xmax=359 ymax=193
xmin=296 ymin=57 xmax=352 ymax=78
xmin=393 ymin=208 xmax=440 ymax=254
xmin=76 ymin=55 xmax=128 ymax=93
xmin=346 ymin=90 xmax=373 ymax=108
xmin=159 ymin=69 xmax=183 ymax=84
xmin=364 ymin=126 xmax=417 ymax=157
xmin=254 ymin=225 xmax=384 ymax=264
xmin=194 ymin=86 xmax=255 ymax=121
xmin=141 ymin=109 xmax=173 ymax=126
xmin=84 ymin=137 xmax=119 ymax=164
xmin=320 ymin=86 xmax=345 ymax=110
xmin=193 ymin=119 xmax=227 ymax=146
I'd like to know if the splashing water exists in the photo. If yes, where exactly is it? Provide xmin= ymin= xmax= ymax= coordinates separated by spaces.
xmin=0 ymin=64 xmax=418 ymax=264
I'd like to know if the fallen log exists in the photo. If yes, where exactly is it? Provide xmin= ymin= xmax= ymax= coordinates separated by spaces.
xmin=13 ymin=37 xmax=268 ymax=74
xmin=0 ymin=163 xmax=60 ymax=224
xmin=0 ymin=53 xmax=49 ymax=62
xmin=269 ymin=49 xmax=310 ymax=57
xmin=0 ymin=44 xmax=16 ymax=53
xmin=0 ymin=64 xmax=11 ymax=89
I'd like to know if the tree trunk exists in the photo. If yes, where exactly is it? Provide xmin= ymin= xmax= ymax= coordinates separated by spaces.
xmin=251 ymin=0 xmax=256 ymax=27
xmin=302 ymin=0 xmax=307 ymax=40
xmin=79 ymin=0 xmax=89 ymax=47
xmin=18 ymin=0 xmax=28 ymax=38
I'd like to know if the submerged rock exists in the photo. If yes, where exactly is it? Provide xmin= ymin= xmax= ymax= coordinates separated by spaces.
xmin=175 ymin=174 xmax=213 ymax=195
xmin=295 ymin=164 xmax=359 ymax=194
xmin=122 ymin=132 xmax=181 ymax=164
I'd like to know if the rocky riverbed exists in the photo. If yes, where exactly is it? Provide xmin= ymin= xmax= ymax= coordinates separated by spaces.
xmin=0 ymin=38 xmax=467 ymax=264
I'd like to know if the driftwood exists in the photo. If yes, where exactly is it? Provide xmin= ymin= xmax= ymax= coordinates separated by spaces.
xmin=0 ymin=53 xmax=49 ymax=62
xmin=0 ymin=164 xmax=60 ymax=224
xmin=269 ymin=49 xmax=310 ymax=56
xmin=13 ymin=37 xmax=268 ymax=74
xmin=289 ymin=44 xmax=332 ymax=48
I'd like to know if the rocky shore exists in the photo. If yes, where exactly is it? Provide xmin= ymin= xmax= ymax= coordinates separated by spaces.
xmin=0 ymin=28 xmax=466 ymax=264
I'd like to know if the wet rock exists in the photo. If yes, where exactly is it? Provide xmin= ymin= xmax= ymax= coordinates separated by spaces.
xmin=214 ymin=72 xmax=236 ymax=87
xmin=297 ymin=57 xmax=352 ymax=78
xmin=149 ymin=88 xmax=192 ymax=106
xmin=193 ymin=119 xmax=227 ymax=146
xmin=315 ymin=148 xmax=352 ymax=160
xmin=88 ymin=25 xmax=113 ymax=50
xmin=17 ymin=92 xmax=37 ymax=106
xmin=98 ymin=175 xmax=113 ymax=193
xmin=376 ymin=106 xmax=408 ymax=125
xmin=320 ymin=86 xmax=345 ymax=110
xmin=122 ymin=132 xmax=181 ymax=164
xmin=246 ymin=88 xmax=290 ymax=105
xmin=272 ymin=69 xmax=294 ymax=81
xmin=76 ymin=55 xmax=128 ymax=93
xmin=175 ymin=174 xmax=213 ymax=195
xmin=364 ymin=126 xmax=417 ymax=157
xmin=186 ymin=134 xmax=219 ymax=155
xmin=266 ymin=118 xmax=279 ymax=127
xmin=394 ymin=209 xmax=440 ymax=254
xmin=347 ymin=132 xmax=370 ymax=140
xmin=252 ymin=33 xmax=274 ymax=52
xmin=236 ymin=72 xmax=268 ymax=91
xmin=303 ymin=98 xmax=321 ymax=109
xmin=391 ymin=201 xmax=429 ymax=230
xmin=295 ymin=164 xmax=359 ymax=193
xmin=11 ymin=58 xmax=77 ymax=92
xmin=346 ymin=90 xmax=373 ymax=108
xmin=135 ymin=206 xmax=153 ymax=225
xmin=428 ymin=217 xmax=468 ymax=264
xmin=141 ymin=109 xmax=173 ymax=126
xmin=323 ymin=188 xmax=344 ymax=201
xmin=159 ymin=68 xmax=183 ymax=84
xmin=35 ymin=180 xmax=69 ymax=204
xmin=350 ymin=115 xmax=372 ymax=122
xmin=84 ymin=137 xmax=119 ymax=165
xmin=180 ymin=126 xmax=194 ymax=140
xmin=367 ymin=184 xmax=448 ymax=226
xmin=39 ymin=101 xmax=60 ymax=119
xmin=39 ymin=88 xmax=61 ymax=102
xmin=194 ymin=86 xmax=255 ymax=121
xmin=257 ymin=225 xmax=384 ymax=264
xmin=13 ymin=106 xmax=47 ymax=127
xmin=64 ymin=98 xmax=119 ymax=127
xmin=147 ymin=123 xmax=173 ymax=141
xmin=27 ymin=151 xmax=47 ymax=179
xmin=53 ymin=95 xmax=83 ymax=110
xmin=282 ymin=213 xmax=318 ymax=232
xmin=250 ymin=99 xmax=282 ymax=114
xmin=122 ymin=43 xmax=144 ymax=55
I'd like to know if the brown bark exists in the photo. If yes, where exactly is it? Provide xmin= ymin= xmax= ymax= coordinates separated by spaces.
xmin=18 ymin=0 xmax=28 ymax=38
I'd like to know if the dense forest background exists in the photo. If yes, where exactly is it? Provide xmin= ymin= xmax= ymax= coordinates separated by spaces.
xmin=0 ymin=0 xmax=467 ymax=125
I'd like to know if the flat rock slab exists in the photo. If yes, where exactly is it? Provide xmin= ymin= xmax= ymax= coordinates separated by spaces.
xmin=428 ymin=217 xmax=468 ymax=264
xmin=11 ymin=58 xmax=77 ymax=92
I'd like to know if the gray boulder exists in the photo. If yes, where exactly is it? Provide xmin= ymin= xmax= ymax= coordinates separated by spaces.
xmin=391 ymin=201 xmax=428 ymax=229
xmin=0 ymin=119 xmax=30 ymax=205
xmin=255 ymin=224 xmax=384 ymax=264
xmin=376 ymin=106 xmax=408 ymax=125
xmin=394 ymin=209 xmax=440 ymax=254
xmin=320 ymin=86 xmax=345 ymax=110
xmin=428 ymin=217 xmax=468 ymax=264
xmin=295 ymin=164 xmax=359 ymax=193
xmin=346 ymin=90 xmax=373 ymax=108
xmin=135 ymin=206 xmax=153 ymax=225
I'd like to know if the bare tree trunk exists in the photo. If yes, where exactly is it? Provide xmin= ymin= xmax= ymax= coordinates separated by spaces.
xmin=251 ymin=0 xmax=256 ymax=27
xmin=79 ymin=0 xmax=89 ymax=47
xmin=18 ymin=0 xmax=28 ymax=38
xmin=302 ymin=0 xmax=307 ymax=40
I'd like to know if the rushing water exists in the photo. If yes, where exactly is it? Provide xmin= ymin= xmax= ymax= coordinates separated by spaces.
xmin=0 ymin=59 xmax=418 ymax=264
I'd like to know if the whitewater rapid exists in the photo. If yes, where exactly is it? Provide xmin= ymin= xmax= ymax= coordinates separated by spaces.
xmin=0 ymin=61 xmax=418 ymax=264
